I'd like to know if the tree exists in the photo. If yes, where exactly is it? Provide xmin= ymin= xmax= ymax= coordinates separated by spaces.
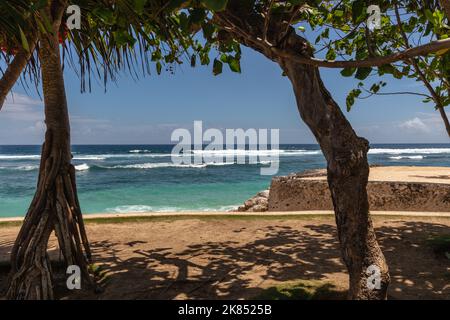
xmin=4 ymin=0 xmax=92 ymax=299
xmin=3 ymin=0 xmax=449 ymax=300
xmin=179 ymin=0 xmax=450 ymax=299
xmin=2 ymin=0 xmax=196 ymax=299
xmin=315 ymin=0 xmax=450 ymax=137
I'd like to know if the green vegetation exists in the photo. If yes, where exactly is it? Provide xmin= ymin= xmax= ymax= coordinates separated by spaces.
xmin=426 ymin=235 xmax=450 ymax=259
xmin=254 ymin=280 xmax=346 ymax=300
xmin=1 ymin=213 xmax=449 ymax=228
xmin=85 ymin=214 xmax=332 ymax=224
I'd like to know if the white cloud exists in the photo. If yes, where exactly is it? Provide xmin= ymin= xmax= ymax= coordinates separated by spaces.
xmin=398 ymin=117 xmax=430 ymax=133
xmin=355 ymin=111 xmax=449 ymax=143
xmin=0 ymin=93 xmax=116 ymax=144
xmin=1 ymin=93 xmax=43 ymax=122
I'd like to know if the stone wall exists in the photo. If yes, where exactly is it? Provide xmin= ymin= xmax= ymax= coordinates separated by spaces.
xmin=268 ymin=174 xmax=450 ymax=212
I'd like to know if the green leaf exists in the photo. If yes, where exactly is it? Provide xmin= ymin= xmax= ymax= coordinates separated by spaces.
xmin=213 ymin=58 xmax=223 ymax=75
xmin=334 ymin=10 xmax=344 ymax=18
xmin=19 ymin=27 xmax=29 ymax=52
xmin=201 ymin=0 xmax=228 ymax=12
xmin=167 ymin=0 xmax=188 ymax=10
xmin=355 ymin=67 xmax=372 ymax=80
xmin=346 ymin=95 xmax=355 ymax=111
xmin=31 ymin=0 xmax=48 ymax=10
xmin=346 ymin=89 xmax=362 ymax=111
xmin=228 ymin=57 xmax=241 ymax=73
xmin=341 ymin=67 xmax=356 ymax=77
xmin=134 ymin=0 xmax=147 ymax=15
xmin=93 ymin=8 xmax=115 ymax=25
xmin=113 ymin=30 xmax=136 ymax=47
xmin=352 ymin=0 xmax=365 ymax=24
xmin=326 ymin=48 xmax=336 ymax=60
xmin=156 ymin=62 xmax=162 ymax=75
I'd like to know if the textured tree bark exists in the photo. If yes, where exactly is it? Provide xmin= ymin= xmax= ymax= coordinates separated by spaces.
xmin=437 ymin=101 xmax=450 ymax=138
xmin=214 ymin=6 xmax=390 ymax=299
xmin=279 ymin=57 xmax=390 ymax=299
xmin=6 ymin=6 xmax=91 ymax=300
xmin=440 ymin=0 xmax=450 ymax=18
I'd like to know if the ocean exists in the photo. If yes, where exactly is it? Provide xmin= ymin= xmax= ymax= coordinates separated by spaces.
xmin=0 ymin=144 xmax=449 ymax=217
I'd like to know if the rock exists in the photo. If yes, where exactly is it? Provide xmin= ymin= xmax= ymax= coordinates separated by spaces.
xmin=237 ymin=190 xmax=269 ymax=212
xmin=256 ymin=190 xmax=269 ymax=198
xmin=249 ymin=204 xmax=267 ymax=212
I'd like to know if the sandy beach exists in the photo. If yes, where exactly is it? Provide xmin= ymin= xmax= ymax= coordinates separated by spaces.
xmin=1 ymin=213 xmax=449 ymax=300
xmin=299 ymin=166 xmax=450 ymax=184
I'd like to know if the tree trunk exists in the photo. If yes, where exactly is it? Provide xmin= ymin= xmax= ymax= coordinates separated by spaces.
xmin=279 ymin=58 xmax=389 ymax=299
xmin=214 ymin=8 xmax=390 ymax=299
xmin=440 ymin=0 xmax=450 ymax=19
xmin=6 ymin=14 xmax=91 ymax=300
xmin=437 ymin=104 xmax=450 ymax=138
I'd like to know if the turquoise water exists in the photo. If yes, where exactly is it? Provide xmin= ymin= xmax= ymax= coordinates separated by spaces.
xmin=0 ymin=144 xmax=449 ymax=217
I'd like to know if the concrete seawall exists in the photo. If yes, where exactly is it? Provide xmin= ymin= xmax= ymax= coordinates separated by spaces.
xmin=240 ymin=167 xmax=450 ymax=212
xmin=269 ymin=179 xmax=450 ymax=212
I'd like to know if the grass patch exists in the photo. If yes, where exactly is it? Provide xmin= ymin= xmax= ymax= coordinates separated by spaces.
xmin=0 ymin=214 xmax=332 ymax=228
xmin=426 ymin=235 xmax=450 ymax=260
xmin=67 ymin=214 xmax=333 ymax=225
xmin=1 ymin=212 xmax=448 ymax=228
xmin=371 ymin=215 xmax=450 ymax=221
xmin=253 ymin=280 xmax=346 ymax=300
xmin=0 ymin=221 xmax=22 ymax=228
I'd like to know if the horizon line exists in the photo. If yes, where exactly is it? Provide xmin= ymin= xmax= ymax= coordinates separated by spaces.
xmin=0 ymin=142 xmax=449 ymax=146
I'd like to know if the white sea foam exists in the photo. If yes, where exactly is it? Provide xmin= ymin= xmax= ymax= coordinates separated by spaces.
xmin=107 ymin=205 xmax=155 ymax=213
xmin=196 ymin=205 xmax=239 ymax=211
xmin=106 ymin=204 xmax=239 ymax=213
xmin=102 ymin=160 xmax=275 ymax=170
xmin=76 ymin=153 xmax=173 ymax=159
xmin=75 ymin=163 xmax=90 ymax=171
xmin=17 ymin=165 xmax=39 ymax=171
xmin=369 ymin=148 xmax=450 ymax=155
xmin=109 ymin=162 xmax=208 ymax=169
xmin=0 ymin=155 xmax=41 ymax=160
xmin=73 ymin=156 xmax=107 ymax=160
xmin=1 ymin=147 xmax=448 ymax=164
xmin=189 ymin=149 xmax=320 ymax=156
xmin=389 ymin=155 xmax=424 ymax=160
xmin=0 ymin=149 xmax=318 ymax=161
xmin=0 ymin=165 xmax=39 ymax=171
xmin=129 ymin=149 xmax=152 ymax=153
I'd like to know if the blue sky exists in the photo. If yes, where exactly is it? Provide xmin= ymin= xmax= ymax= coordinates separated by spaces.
xmin=0 ymin=46 xmax=448 ymax=145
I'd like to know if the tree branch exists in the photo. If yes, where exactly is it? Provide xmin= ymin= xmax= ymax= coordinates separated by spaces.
xmin=271 ymin=38 xmax=450 ymax=68
xmin=394 ymin=1 xmax=450 ymax=138
xmin=0 ymin=34 xmax=38 ymax=110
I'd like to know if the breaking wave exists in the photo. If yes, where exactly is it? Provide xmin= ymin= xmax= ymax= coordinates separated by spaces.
xmin=389 ymin=155 xmax=424 ymax=160
xmin=105 ymin=204 xmax=239 ymax=213
xmin=369 ymin=148 xmax=450 ymax=155
xmin=75 ymin=163 xmax=90 ymax=171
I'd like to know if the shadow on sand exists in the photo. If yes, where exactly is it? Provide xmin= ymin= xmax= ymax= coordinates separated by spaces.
xmin=0 ymin=220 xmax=449 ymax=299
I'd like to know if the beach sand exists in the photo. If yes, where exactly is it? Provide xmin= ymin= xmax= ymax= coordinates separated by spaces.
xmin=299 ymin=166 xmax=450 ymax=184
xmin=1 ymin=214 xmax=449 ymax=300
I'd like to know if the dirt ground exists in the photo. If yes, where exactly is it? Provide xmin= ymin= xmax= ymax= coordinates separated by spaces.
xmin=0 ymin=215 xmax=449 ymax=300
